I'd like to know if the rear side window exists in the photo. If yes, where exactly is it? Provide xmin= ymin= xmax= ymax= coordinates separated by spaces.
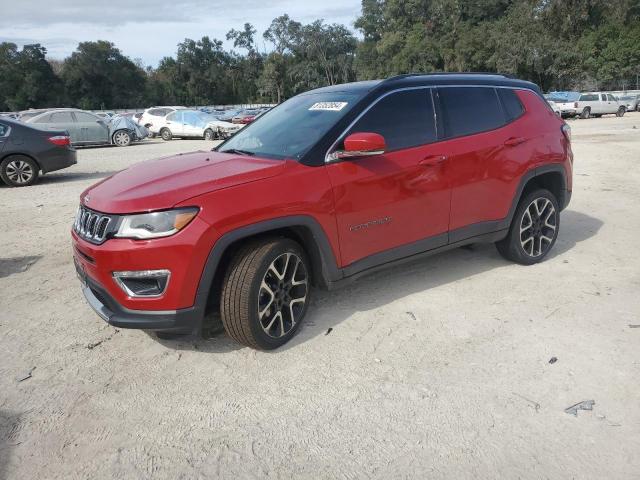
xmin=348 ymin=89 xmax=436 ymax=151
xmin=438 ymin=87 xmax=504 ymax=138
xmin=149 ymin=109 xmax=165 ymax=116
xmin=33 ymin=113 xmax=52 ymax=123
xmin=0 ymin=123 xmax=8 ymax=136
xmin=497 ymin=89 xmax=524 ymax=121
xmin=50 ymin=111 xmax=74 ymax=122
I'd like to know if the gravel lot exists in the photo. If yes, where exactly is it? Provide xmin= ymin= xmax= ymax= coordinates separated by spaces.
xmin=1 ymin=116 xmax=639 ymax=479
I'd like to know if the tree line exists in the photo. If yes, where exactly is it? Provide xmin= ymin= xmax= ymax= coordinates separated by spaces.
xmin=1 ymin=0 xmax=639 ymax=111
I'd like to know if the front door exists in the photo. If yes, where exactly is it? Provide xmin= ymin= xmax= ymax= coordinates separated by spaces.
xmin=182 ymin=111 xmax=205 ymax=138
xmin=325 ymin=88 xmax=450 ymax=269
xmin=73 ymin=111 xmax=109 ymax=144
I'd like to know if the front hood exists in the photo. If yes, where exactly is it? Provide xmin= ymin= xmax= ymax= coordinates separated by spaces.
xmin=82 ymin=150 xmax=285 ymax=214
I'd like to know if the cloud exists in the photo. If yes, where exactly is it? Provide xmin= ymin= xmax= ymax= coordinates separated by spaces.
xmin=1 ymin=0 xmax=362 ymax=65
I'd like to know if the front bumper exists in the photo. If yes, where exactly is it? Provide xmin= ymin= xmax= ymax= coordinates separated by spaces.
xmin=75 ymin=258 xmax=202 ymax=332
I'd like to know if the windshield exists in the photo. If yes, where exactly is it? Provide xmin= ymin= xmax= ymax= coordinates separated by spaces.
xmin=217 ymin=92 xmax=361 ymax=160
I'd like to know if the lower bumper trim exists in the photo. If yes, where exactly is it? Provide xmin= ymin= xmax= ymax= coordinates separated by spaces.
xmin=81 ymin=275 xmax=202 ymax=333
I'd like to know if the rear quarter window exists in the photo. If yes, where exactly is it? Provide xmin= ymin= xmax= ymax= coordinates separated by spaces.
xmin=438 ymin=87 xmax=505 ymax=138
xmin=497 ymin=89 xmax=524 ymax=121
xmin=0 ymin=123 xmax=8 ymax=136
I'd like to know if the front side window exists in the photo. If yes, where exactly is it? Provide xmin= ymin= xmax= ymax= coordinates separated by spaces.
xmin=607 ymin=94 xmax=617 ymax=101
xmin=218 ymin=92 xmax=361 ymax=160
xmin=439 ymin=87 xmax=505 ymax=138
xmin=346 ymin=89 xmax=436 ymax=151
xmin=50 ymin=111 xmax=74 ymax=122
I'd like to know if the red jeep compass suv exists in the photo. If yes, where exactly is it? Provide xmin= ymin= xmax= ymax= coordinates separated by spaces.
xmin=72 ymin=73 xmax=573 ymax=349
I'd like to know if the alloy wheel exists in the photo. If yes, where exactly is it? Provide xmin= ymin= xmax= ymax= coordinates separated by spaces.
xmin=519 ymin=197 xmax=557 ymax=257
xmin=257 ymin=252 xmax=308 ymax=338
xmin=113 ymin=131 xmax=130 ymax=146
xmin=5 ymin=159 xmax=34 ymax=185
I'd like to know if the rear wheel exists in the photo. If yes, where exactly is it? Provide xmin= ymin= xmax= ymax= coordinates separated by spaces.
xmin=496 ymin=188 xmax=560 ymax=265
xmin=160 ymin=128 xmax=172 ymax=141
xmin=580 ymin=107 xmax=591 ymax=119
xmin=616 ymin=106 xmax=626 ymax=117
xmin=221 ymin=238 xmax=310 ymax=349
xmin=0 ymin=155 xmax=39 ymax=187
xmin=112 ymin=130 xmax=132 ymax=147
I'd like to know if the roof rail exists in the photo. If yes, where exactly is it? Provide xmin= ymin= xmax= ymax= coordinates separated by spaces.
xmin=383 ymin=72 xmax=514 ymax=82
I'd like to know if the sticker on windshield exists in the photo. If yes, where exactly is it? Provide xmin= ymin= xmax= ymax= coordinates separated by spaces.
xmin=309 ymin=102 xmax=348 ymax=112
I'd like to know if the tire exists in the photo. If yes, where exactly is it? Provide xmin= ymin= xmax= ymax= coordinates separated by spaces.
xmin=580 ymin=107 xmax=591 ymax=119
xmin=160 ymin=128 xmax=172 ymax=141
xmin=496 ymin=188 xmax=560 ymax=265
xmin=204 ymin=129 xmax=215 ymax=141
xmin=112 ymin=130 xmax=132 ymax=147
xmin=0 ymin=155 xmax=39 ymax=187
xmin=221 ymin=238 xmax=310 ymax=350
xmin=616 ymin=106 xmax=625 ymax=117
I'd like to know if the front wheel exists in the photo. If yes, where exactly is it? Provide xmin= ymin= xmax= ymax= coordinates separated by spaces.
xmin=0 ymin=155 xmax=39 ymax=187
xmin=616 ymin=106 xmax=626 ymax=117
xmin=221 ymin=238 xmax=310 ymax=349
xmin=204 ymin=129 xmax=215 ymax=141
xmin=496 ymin=188 xmax=560 ymax=265
xmin=580 ymin=107 xmax=591 ymax=119
xmin=112 ymin=130 xmax=132 ymax=147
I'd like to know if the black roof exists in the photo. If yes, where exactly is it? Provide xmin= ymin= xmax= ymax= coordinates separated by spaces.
xmin=306 ymin=73 xmax=542 ymax=97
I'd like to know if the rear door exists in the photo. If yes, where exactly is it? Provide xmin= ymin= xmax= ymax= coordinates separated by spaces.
xmin=47 ymin=111 xmax=80 ymax=143
xmin=325 ymin=88 xmax=451 ymax=268
xmin=436 ymin=86 xmax=523 ymax=239
xmin=74 ymin=111 xmax=109 ymax=144
xmin=165 ymin=111 xmax=183 ymax=136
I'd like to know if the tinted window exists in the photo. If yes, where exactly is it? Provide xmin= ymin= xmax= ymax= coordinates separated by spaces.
xmin=75 ymin=112 xmax=99 ymax=122
xmin=439 ymin=87 xmax=505 ymax=138
xmin=166 ymin=112 xmax=177 ymax=121
xmin=149 ymin=109 xmax=164 ymax=116
xmin=218 ymin=92 xmax=361 ymax=160
xmin=348 ymin=89 xmax=436 ymax=151
xmin=0 ymin=123 xmax=8 ymax=136
xmin=497 ymin=89 xmax=524 ymax=121
xmin=50 ymin=111 xmax=74 ymax=122
xmin=579 ymin=94 xmax=598 ymax=101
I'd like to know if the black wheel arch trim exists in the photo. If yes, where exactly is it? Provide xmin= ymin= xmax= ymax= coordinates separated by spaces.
xmin=194 ymin=215 xmax=342 ymax=313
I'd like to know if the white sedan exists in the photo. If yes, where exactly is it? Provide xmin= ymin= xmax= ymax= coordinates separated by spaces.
xmin=155 ymin=110 xmax=244 ymax=141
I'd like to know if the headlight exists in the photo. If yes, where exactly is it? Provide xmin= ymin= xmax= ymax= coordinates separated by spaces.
xmin=115 ymin=207 xmax=198 ymax=240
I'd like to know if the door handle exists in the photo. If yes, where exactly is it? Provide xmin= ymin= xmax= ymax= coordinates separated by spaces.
xmin=419 ymin=155 xmax=447 ymax=167
xmin=504 ymin=137 xmax=526 ymax=147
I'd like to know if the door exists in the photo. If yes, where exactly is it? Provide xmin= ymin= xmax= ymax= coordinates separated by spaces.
xmin=606 ymin=94 xmax=619 ymax=114
xmin=182 ymin=111 xmax=205 ymax=137
xmin=0 ymin=122 xmax=8 ymax=152
xmin=74 ymin=111 xmax=109 ymax=144
xmin=325 ymin=88 xmax=451 ymax=268
xmin=45 ymin=111 xmax=80 ymax=143
xmin=165 ymin=111 xmax=183 ymax=136
xmin=437 ymin=86 xmax=526 ymax=239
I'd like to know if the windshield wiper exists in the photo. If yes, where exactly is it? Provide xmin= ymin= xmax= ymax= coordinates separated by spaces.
xmin=220 ymin=148 xmax=255 ymax=156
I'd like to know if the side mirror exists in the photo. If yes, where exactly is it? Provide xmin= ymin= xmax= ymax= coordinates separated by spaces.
xmin=327 ymin=132 xmax=386 ymax=162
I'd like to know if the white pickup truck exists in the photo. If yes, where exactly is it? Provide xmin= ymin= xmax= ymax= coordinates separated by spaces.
xmin=575 ymin=92 xmax=625 ymax=119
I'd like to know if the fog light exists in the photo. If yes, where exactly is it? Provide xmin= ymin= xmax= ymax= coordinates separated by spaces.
xmin=112 ymin=270 xmax=171 ymax=297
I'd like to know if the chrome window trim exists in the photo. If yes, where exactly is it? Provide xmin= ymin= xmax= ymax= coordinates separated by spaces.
xmin=324 ymin=84 xmax=533 ymax=164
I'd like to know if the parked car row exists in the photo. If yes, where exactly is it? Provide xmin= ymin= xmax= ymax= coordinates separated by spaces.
xmin=545 ymin=91 xmax=639 ymax=119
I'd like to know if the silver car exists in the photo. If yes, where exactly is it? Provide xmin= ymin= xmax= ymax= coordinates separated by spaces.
xmin=26 ymin=109 xmax=139 ymax=147
xmin=618 ymin=94 xmax=640 ymax=112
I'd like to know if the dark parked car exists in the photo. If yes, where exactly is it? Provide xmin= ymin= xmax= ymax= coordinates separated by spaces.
xmin=0 ymin=117 xmax=76 ymax=187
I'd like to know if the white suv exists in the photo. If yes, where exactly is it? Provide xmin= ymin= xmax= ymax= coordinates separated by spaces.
xmin=576 ymin=93 xmax=625 ymax=119
xmin=139 ymin=106 xmax=186 ymax=135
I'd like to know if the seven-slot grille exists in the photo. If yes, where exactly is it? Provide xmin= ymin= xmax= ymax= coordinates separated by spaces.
xmin=74 ymin=206 xmax=114 ymax=243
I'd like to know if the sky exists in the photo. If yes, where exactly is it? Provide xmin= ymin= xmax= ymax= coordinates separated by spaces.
xmin=0 ymin=0 xmax=363 ymax=67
